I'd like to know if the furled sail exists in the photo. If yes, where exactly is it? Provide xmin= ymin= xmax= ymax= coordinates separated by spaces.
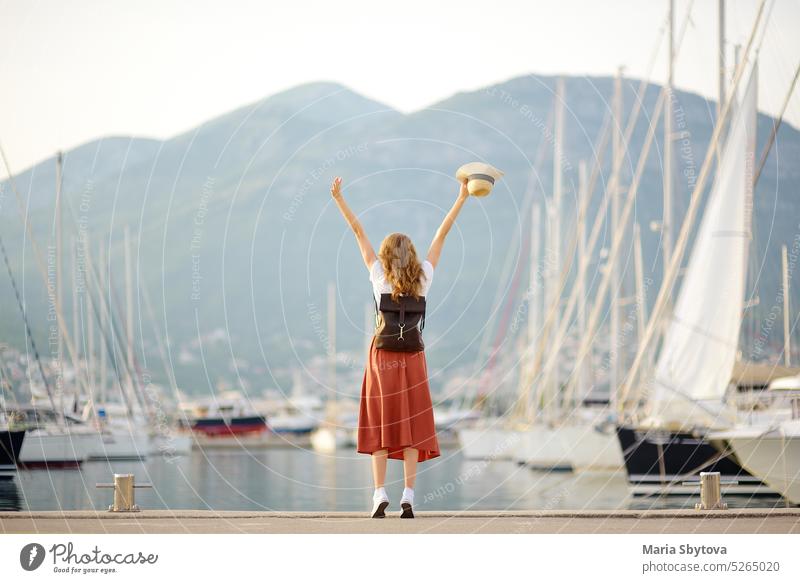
xmin=648 ymin=65 xmax=758 ymax=426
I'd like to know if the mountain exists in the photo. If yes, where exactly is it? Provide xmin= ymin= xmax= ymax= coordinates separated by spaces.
xmin=1 ymin=74 xmax=798 ymax=398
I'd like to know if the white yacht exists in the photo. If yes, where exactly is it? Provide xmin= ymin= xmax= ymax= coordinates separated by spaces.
xmin=710 ymin=377 xmax=800 ymax=505
xmin=16 ymin=408 xmax=103 ymax=468
xmin=81 ymin=402 xmax=150 ymax=461
xmin=457 ymin=417 xmax=521 ymax=461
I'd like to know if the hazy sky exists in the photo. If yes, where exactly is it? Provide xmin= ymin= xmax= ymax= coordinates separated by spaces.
xmin=1 ymin=0 xmax=798 ymax=173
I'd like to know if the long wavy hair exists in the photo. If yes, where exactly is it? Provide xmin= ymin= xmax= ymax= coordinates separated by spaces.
xmin=378 ymin=233 xmax=426 ymax=302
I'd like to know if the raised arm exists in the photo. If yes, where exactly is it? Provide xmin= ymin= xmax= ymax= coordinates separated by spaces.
xmin=330 ymin=176 xmax=376 ymax=269
xmin=426 ymin=179 xmax=469 ymax=269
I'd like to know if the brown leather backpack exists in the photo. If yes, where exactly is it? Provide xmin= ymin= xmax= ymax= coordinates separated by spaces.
xmin=373 ymin=292 xmax=426 ymax=352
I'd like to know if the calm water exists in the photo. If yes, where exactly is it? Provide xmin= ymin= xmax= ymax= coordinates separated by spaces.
xmin=0 ymin=448 xmax=789 ymax=512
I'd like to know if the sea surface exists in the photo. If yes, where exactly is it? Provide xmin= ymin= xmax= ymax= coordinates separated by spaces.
xmin=0 ymin=448 xmax=791 ymax=512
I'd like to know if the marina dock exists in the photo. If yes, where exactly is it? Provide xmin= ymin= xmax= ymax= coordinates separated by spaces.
xmin=1 ymin=509 xmax=798 ymax=534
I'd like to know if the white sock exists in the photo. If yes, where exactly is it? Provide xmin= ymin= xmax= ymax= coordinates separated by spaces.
xmin=373 ymin=487 xmax=387 ymax=501
xmin=402 ymin=487 xmax=414 ymax=503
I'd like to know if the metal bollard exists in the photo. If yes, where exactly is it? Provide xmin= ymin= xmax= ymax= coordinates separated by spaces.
xmin=96 ymin=474 xmax=153 ymax=512
xmin=694 ymin=471 xmax=728 ymax=510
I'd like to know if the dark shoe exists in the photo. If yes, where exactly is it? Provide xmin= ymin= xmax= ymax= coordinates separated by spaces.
xmin=400 ymin=501 xmax=414 ymax=519
xmin=371 ymin=498 xmax=389 ymax=518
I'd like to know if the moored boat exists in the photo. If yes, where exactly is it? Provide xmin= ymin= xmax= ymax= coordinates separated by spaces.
xmin=616 ymin=423 xmax=772 ymax=496
xmin=709 ymin=379 xmax=800 ymax=505
xmin=0 ymin=428 xmax=26 ymax=476
xmin=178 ymin=398 xmax=268 ymax=437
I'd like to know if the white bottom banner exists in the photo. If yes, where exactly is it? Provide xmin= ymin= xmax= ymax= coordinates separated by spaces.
xmin=1 ymin=534 xmax=797 ymax=582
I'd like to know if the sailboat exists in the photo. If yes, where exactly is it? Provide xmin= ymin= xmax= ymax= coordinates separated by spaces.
xmin=709 ymin=375 xmax=800 ymax=504
xmin=707 ymin=229 xmax=800 ymax=503
xmin=84 ymin=401 xmax=150 ymax=461
xmin=15 ymin=405 xmax=102 ymax=468
xmin=0 ymin=412 xmax=25 ymax=476
xmin=614 ymin=63 xmax=777 ymax=496
xmin=722 ymin=419 xmax=800 ymax=504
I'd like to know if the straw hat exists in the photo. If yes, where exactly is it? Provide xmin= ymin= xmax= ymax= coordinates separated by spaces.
xmin=456 ymin=162 xmax=504 ymax=197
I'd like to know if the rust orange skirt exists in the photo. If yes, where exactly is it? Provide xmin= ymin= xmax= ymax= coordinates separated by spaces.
xmin=357 ymin=336 xmax=440 ymax=462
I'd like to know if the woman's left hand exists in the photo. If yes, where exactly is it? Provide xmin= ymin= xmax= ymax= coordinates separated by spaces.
xmin=330 ymin=176 xmax=343 ymax=199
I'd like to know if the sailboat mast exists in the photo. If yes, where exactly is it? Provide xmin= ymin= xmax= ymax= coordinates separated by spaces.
xmin=576 ymin=162 xmax=588 ymax=399
xmin=84 ymin=235 xmax=96 ymax=401
xmin=98 ymin=241 xmax=108 ymax=405
xmin=782 ymin=245 xmax=792 ymax=366
xmin=718 ymin=0 xmax=726 ymax=119
xmin=71 ymin=235 xmax=81 ymax=411
xmin=633 ymin=223 xmax=648 ymax=369
xmin=55 ymin=151 xmax=65 ymax=415
xmin=521 ymin=202 xmax=542 ymax=418
xmin=663 ymin=0 xmax=674 ymax=283
xmin=610 ymin=68 xmax=624 ymax=397
xmin=124 ymin=226 xmax=136 ymax=401
xmin=528 ymin=202 xmax=541 ymax=367
xmin=547 ymin=77 xmax=565 ymax=418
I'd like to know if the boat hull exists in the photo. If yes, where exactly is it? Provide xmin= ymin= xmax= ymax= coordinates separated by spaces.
xmin=457 ymin=426 xmax=519 ymax=461
xmin=559 ymin=424 xmax=624 ymax=471
xmin=727 ymin=435 xmax=800 ymax=505
xmin=19 ymin=430 xmax=100 ymax=468
xmin=189 ymin=415 xmax=267 ymax=436
xmin=87 ymin=430 xmax=150 ymax=461
xmin=513 ymin=426 xmax=573 ymax=471
xmin=616 ymin=425 xmax=776 ymax=496
xmin=0 ymin=430 xmax=26 ymax=473
xmin=189 ymin=431 xmax=311 ymax=449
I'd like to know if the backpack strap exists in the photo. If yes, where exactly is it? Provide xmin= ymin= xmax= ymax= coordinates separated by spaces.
xmin=372 ymin=290 xmax=379 ymax=329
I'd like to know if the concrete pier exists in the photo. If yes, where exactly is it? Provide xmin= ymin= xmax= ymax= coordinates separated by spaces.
xmin=1 ymin=509 xmax=798 ymax=534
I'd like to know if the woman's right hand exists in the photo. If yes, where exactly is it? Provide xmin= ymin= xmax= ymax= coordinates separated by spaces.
xmin=330 ymin=176 xmax=343 ymax=199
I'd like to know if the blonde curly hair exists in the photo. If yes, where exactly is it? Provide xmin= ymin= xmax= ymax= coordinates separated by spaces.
xmin=378 ymin=233 xmax=426 ymax=302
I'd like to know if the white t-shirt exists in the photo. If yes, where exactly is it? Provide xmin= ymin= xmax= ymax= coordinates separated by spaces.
xmin=369 ymin=259 xmax=434 ymax=306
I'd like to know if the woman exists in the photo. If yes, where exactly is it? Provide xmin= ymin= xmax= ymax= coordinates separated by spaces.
xmin=330 ymin=175 xmax=470 ymax=519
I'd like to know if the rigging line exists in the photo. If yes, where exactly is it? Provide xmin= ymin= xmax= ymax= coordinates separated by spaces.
xmin=108 ymin=273 xmax=155 ymax=421
xmin=82 ymin=246 xmax=137 ymax=419
xmin=101 ymin=259 xmax=151 ymax=420
xmin=0 ymin=233 xmax=60 ymax=421
xmin=754 ymin=59 xmax=800 ymax=186
xmin=663 ymin=313 xmax=743 ymax=349
xmin=648 ymin=377 xmax=738 ymax=422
